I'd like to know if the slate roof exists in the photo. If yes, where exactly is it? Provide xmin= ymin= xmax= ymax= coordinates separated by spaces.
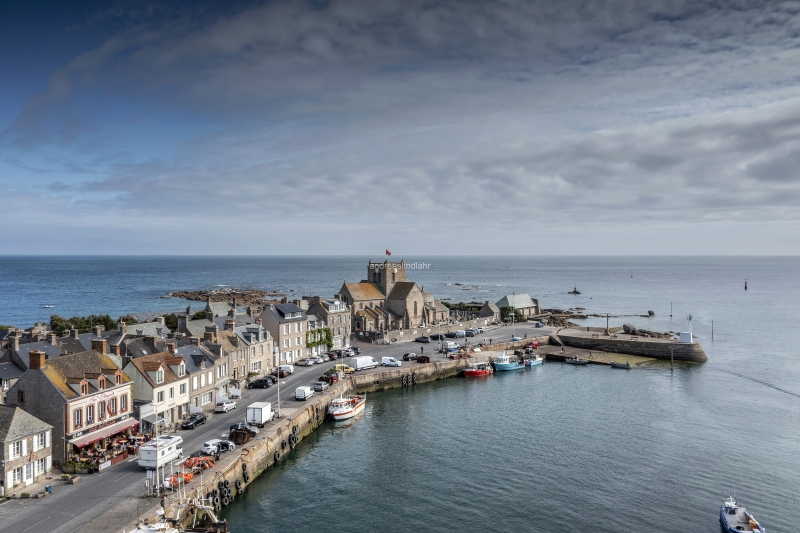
xmin=0 ymin=361 xmax=24 ymax=380
xmin=39 ymin=350 xmax=129 ymax=401
xmin=434 ymin=300 xmax=450 ymax=313
xmin=123 ymin=337 xmax=165 ymax=358
xmin=13 ymin=341 xmax=61 ymax=369
xmin=174 ymin=345 xmax=216 ymax=374
xmin=0 ymin=405 xmax=52 ymax=445
xmin=213 ymin=314 xmax=254 ymax=330
xmin=495 ymin=293 xmax=536 ymax=309
xmin=387 ymin=282 xmax=418 ymax=300
xmin=271 ymin=303 xmax=307 ymax=323
xmin=127 ymin=321 xmax=171 ymax=338
xmin=342 ymin=282 xmax=384 ymax=301
xmin=184 ymin=319 xmax=213 ymax=338
xmin=234 ymin=324 xmax=271 ymax=346
xmin=206 ymin=301 xmax=233 ymax=318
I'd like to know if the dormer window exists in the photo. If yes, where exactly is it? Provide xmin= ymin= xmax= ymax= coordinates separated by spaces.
xmin=115 ymin=374 xmax=121 ymax=385
xmin=156 ymin=369 xmax=164 ymax=383
xmin=80 ymin=383 xmax=88 ymax=395
xmin=178 ymin=364 xmax=185 ymax=377
xmin=98 ymin=377 xmax=105 ymax=390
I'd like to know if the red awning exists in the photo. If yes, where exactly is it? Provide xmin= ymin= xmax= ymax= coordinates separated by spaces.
xmin=69 ymin=418 xmax=140 ymax=448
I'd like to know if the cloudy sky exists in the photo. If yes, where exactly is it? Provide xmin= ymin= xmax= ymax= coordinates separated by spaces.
xmin=2 ymin=0 xmax=800 ymax=255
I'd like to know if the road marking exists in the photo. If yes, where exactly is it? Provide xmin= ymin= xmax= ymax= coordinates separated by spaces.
xmin=112 ymin=471 xmax=134 ymax=483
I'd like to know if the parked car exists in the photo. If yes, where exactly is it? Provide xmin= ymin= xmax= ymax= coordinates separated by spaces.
xmin=415 ymin=336 xmax=431 ymax=343
xmin=327 ymin=364 xmax=354 ymax=375
xmin=270 ymin=368 xmax=289 ymax=378
xmin=279 ymin=364 xmax=295 ymax=374
xmin=230 ymin=421 xmax=259 ymax=436
xmin=343 ymin=348 xmax=355 ymax=356
xmin=314 ymin=356 xmax=326 ymax=363
xmin=313 ymin=381 xmax=329 ymax=392
xmin=381 ymin=357 xmax=402 ymax=367
xmin=465 ymin=330 xmax=476 ymax=337
xmin=295 ymin=386 xmax=314 ymax=401
xmin=417 ymin=355 xmax=431 ymax=363
xmin=180 ymin=413 xmax=207 ymax=429
xmin=350 ymin=347 xmax=361 ymax=355
xmin=248 ymin=377 xmax=273 ymax=389
xmin=264 ymin=375 xmax=278 ymax=384
xmin=215 ymin=399 xmax=237 ymax=413
xmin=445 ymin=331 xmax=458 ymax=338
xmin=402 ymin=352 xmax=418 ymax=361
xmin=298 ymin=358 xmax=316 ymax=366
xmin=511 ymin=336 xmax=522 ymax=342
xmin=475 ymin=327 xmax=485 ymax=333
xmin=201 ymin=439 xmax=235 ymax=456
xmin=329 ymin=350 xmax=343 ymax=359
xmin=534 ymin=322 xmax=544 ymax=328
xmin=429 ymin=334 xmax=445 ymax=341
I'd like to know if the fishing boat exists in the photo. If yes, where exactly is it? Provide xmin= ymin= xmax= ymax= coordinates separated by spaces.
xmin=493 ymin=352 xmax=525 ymax=371
xmin=719 ymin=496 xmax=765 ymax=533
xmin=43 ymin=305 xmax=55 ymax=308
xmin=564 ymin=356 xmax=589 ymax=365
xmin=328 ymin=394 xmax=366 ymax=421
xmin=463 ymin=362 xmax=493 ymax=376
xmin=610 ymin=361 xmax=631 ymax=369
xmin=525 ymin=356 xmax=543 ymax=367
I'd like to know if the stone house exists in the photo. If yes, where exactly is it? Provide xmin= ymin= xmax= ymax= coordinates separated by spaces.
xmin=479 ymin=301 xmax=501 ymax=322
xmin=7 ymin=350 xmax=135 ymax=465
xmin=232 ymin=322 xmax=273 ymax=379
xmin=260 ymin=303 xmax=307 ymax=365
xmin=0 ymin=362 xmax=24 ymax=404
xmin=174 ymin=343 xmax=220 ymax=414
xmin=122 ymin=353 xmax=190 ymax=429
xmin=495 ymin=294 xmax=541 ymax=318
xmin=306 ymin=297 xmax=351 ymax=350
xmin=0 ymin=405 xmax=53 ymax=496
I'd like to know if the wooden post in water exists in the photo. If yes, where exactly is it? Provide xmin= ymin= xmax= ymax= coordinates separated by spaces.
xmin=712 ymin=320 xmax=714 ymax=341
xmin=670 ymin=302 xmax=672 ymax=317
xmin=670 ymin=346 xmax=674 ymax=370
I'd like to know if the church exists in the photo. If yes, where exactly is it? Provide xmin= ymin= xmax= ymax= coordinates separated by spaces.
xmin=338 ymin=260 xmax=448 ymax=332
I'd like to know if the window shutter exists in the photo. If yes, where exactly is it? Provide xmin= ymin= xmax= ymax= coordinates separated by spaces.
xmin=6 ymin=471 xmax=12 ymax=489
xmin=45 ymin=431 xmax=50 ymax=449
xmin=21 ymin=440 xmax=27 ymax=457
xmin=46 ymin=456 xmax=51 ymax=472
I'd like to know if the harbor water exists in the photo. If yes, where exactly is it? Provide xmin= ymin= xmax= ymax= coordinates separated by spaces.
xmin=1 ymin=256 xmax=798 ymax=530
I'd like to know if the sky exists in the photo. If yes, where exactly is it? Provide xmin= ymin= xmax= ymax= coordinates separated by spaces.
xmin=2 ymin=0 xmax=800 ymax=255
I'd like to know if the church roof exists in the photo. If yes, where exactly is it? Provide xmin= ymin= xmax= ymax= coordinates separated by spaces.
xmin=343 ymin=282 xmax=384 ymax=301
xmin=387 ymin=282 xmax=417 ymax=300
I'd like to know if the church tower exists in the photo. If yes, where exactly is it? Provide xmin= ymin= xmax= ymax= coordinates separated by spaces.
xmin=368 ymin=259 xmax=408 ymax=297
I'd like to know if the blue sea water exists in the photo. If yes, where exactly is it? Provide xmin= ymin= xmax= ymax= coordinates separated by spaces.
xmin=1 ymin=256 xmax=798 ymax=531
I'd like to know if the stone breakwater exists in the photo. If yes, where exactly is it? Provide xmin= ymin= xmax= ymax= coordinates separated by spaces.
xmin=166 ymin=289 xmax=269 ymax=306
xmin=554 ymin=329 xmax=708 ymax=363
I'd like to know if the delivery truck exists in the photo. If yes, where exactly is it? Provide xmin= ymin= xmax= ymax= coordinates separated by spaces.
xmin=350 ymin=356 xmax=379 ymax=371
xmin=246 ymin=402 xmax=275 ymax=428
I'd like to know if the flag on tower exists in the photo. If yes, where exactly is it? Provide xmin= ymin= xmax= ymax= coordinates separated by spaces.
xmin=385 ymin=250 xmax=391 ymax=256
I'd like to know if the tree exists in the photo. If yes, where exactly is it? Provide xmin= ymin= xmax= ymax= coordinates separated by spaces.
xmin=117 ymin=315 xmax=138 ymax=325
xmin=192 ymin=310 xmax=209 ymax=320
xmin=164 ymin=315 xmax=178 ymax=331
xmin=50 ymin=314 xmax=117 ymax=336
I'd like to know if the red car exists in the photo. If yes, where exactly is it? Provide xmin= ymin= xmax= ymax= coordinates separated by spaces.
xmin=270 ymin=368 xmax=289 ymax=378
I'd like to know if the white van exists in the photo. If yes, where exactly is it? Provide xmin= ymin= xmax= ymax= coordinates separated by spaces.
xmin=381 ymin=357 xmax=402 ymax=367
xmin=455 ymin=330 xmax=466 ymax=338
xmin=280 ymin=364 xmax=295 ymax=374
xmin=442 ymin=341 xmax=459 ymax=352
xmin=350 ymin=356 xmax=379 ymax=371
xmin=295 ymin=386 xmax=314 ymax=401
xmin=138 ymin=435 xmax=183 ymax=470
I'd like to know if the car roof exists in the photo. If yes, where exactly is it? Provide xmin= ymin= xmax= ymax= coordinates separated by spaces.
xmin=204 ymin=439 xmax=222 ymax=445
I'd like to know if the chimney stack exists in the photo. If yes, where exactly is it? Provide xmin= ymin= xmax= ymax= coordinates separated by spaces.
xmin=166 ymin=341 xmax=176 ymax=353
xmin=91 ymin=339 xmax=108 ymax=354
xmin=256 ymin=317 xmax=262 ymax=326
xmin=29 ymin=350 xmax=46 ymax=370
xmin=204 ymin=331 xmax=215 ymax=343
xmin=118 ymin=320 xmax=126 ymax=332
xmin=232 ymin=297 xmax=237 ymax=309
xmin=156 ymin=316 xmax=165 ymax=326
xmin=112 ymin=343 xmax=121 ymax=356
xmin=224 ymin=318 xmax=235 ymax=332
xmin=12 ymin=333 xmax=20 ymax=352
xmin=145 ymin=336 xmax=157 ymax=350
xmin=192 ymin=337 xmax=201 ymax=347
xmin=70 ymin=328 xmax=79 ymax=338
xmin=46 ymin=332 xmax=57 ymax=345
xmin=92 ymin=325 xmax=105 ymax=336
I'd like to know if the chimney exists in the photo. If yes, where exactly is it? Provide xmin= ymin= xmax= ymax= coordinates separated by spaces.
xmin=118 ymin=320 xmax=126 ymax=332
xmin=91 ymin=339 xmax=108 ymax=354
xmin=29 ymin=350 xmax=46 ymax=370
xmin=146 ymin=336 xmax=157 ymax=350
xmin=314 ymin=296 xmax=321 ymax=305
xmin=206 ymin=310 xmax=214 ymax=320
xmin=112 ymin=343 xmax=121 ymax=356
xmin=204 ymin=331 xmax=215 ymax=343
xmin=166 ymin=341 xmax=176 ymax=353
xmin=232 ymin=297 xmax=237 ymax=309
xmin=12 ymin=333 xmax=19 ymax=352
xmin=227 ymin=307 xmax=235 ymax=318
xmin=92 ymin=325 xmax=105 ymax=336
xmin=187 ymin=305 xmax=192 ymax=315
xmin=46 ymin=332 xmax=57 ymax=345
xmin=256 ymin=317 xmax=262 ymax=326
xmin=224 ymin=318 xmax=235 ymax=332
xmin=70 ymin=328 xmax=79 ymax=338
xmin=156 ymin=316 xmax=165 ymax=326
xmin=192 ymin=337 xmax=201 ymax=347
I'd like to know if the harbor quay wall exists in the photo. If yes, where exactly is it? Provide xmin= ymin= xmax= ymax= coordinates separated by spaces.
xmin=556 ymin=333 xmax=708 ymax=362
xmin=353 ymin=316 xmax=498 ymax=344
xmin=348 ymin=358 xmax=474 ymax=392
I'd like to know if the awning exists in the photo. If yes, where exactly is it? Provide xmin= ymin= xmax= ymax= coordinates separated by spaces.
xmin=69 ymin=418 xmax=139 ymax=448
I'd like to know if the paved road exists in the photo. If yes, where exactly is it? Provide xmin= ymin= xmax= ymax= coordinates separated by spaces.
xmin=0 ymin=321 xmax=555 ymax=533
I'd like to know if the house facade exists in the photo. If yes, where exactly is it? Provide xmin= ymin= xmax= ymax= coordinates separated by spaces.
xmin=307 ymin=297 xmax=350 ymax=351
xmin=122 ymin=353 xmax=190 ymax=429
xmin=495 ymin=293 xmax=541 ymax=318
xmin=260 ymin=303 xmax=307 ymax=365
xmin=0 ymin=405 xmax=52 ymax=496
xmin=6 ymin=350 xmax=135 ymax=465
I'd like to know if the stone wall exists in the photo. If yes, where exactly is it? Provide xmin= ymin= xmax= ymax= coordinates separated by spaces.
xmin=557 ymin=333 xmax=708 ymax=362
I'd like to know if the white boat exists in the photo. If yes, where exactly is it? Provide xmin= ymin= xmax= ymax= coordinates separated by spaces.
xmin=43 ymin=305 xmax=55 ymax=308
xmin=328 ymin=394 xmax=366 ymax=421
xmin=130 ymin=510 xmax=180 ymax=533
xmin=525 ymin=356 xmax=543 ymax=367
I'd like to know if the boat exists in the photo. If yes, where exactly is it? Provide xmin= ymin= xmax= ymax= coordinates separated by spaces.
xmin=564 ymin=356 xmax=589 ymax=365
xmin=328 ymin=394 xmax=366 ymax=421
xmin=525 ymin=356 xmax=543 ymax=367
xmin=493 ymin=352 xmax=525 ymax=371
xmin=610 ymin=361 xmax=631 ymax=369
xmin=43 ymin=305 xmax=55 ymax=308
xmin=719 ymin=496 xmax=765 ymax=533
xmin=463 ymin=362 xmax=493 ymax=377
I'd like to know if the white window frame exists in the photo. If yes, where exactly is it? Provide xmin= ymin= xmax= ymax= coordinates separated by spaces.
xmin=193 ymin=376 xmax=198 ymax=390
xmin=201 ymin=392 xmax=212 ymax=405
xmin=157 ymin=391 xmax=165 ymax=403
xmin=156 ymin=369 xmax=164 ymax=384
xmin=180 ymin=383 xmax=186 ymax=396
xmin=11 ymin=440 xmax=21 ymax=458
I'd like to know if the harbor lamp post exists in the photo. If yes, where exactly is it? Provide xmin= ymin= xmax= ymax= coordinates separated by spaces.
xmin=686 ymin=314 xmax=693 ymax=336
xmin=274 ymin=346 xmax=281 ymax=418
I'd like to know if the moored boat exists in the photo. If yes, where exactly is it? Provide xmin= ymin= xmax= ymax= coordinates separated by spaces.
xmin=564 ymin=356 xmax=589 ymax=365
xmin=463 ymin=362 xmax=493 ymax=376
xmin=328 ymin=394 xmax=366 ymax=421
xmin=719 ymin=496 xmax=765 ymax=533
xmin=525 ymin=356 xmax=543 ymax=367
xmin=493 ymin=352 xmax=525 ymax=371
xmin=610 ymin=361 xmax=631 ymax=369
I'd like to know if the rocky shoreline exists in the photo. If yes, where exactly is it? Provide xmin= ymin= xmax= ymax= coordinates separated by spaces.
xmin=163 ymin=288 xmax=274 ymax=307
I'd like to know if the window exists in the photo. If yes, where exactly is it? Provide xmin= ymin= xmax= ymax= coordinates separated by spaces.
xmin=201 ymin=392 xmax=212 ymax=405
xmin=99 ymin=401 xmax=106 ymax=419
xmin=200 ymin=373 xmax=206 ymax=387
xmin=252 ymin=361 xmax=261 ymax=372
xmin=121 ymin=394 xmax=128 ymax=412
xmin=87 ymin=404 xmax=94 ymax=424
xmin=1 ymin=379 xmax=7 ymax=390
xmin=73 ymin=409 xmax=82 ymax=428
xmin=26 ymin=462 xmax=33 ymax=481
xmin=110 ymin=397 xmax=117 ymax=414
xmin=284 ymin=338 xmax=289 ymax=348
xmin=36 ymin=432 xmax=45 ymax=449
xmin=295 ymin=323 xmax=302 ymax=333
xmin=283 ymin=324 xmax=289 ymax=335
xmin=193 ymin=376 xmax=198 ymax=390
xmin=80 ymin=383 xmax=87 ymax=395
xmin=178 ymin=364 xmax=185 ymax=377
xmin=156 ymin=369 xmax=164 ymax=383
xmin=296 ymin=337 xmax=302 ymax=346
xmin=98 ymin=377 xmax=105 ymax=390
xmin=169 ymin=387 xmax=174 ymax=400
xmin=180 ymin=383 xmax=186 ymax=396
xmin=13 ymin=467 xmax=22 ymax=484
xmin=234 ymin=350 xmax=238 ymax=361
xmin=36 ymin=458 xmax=45 ymax=474
xmin=11 ymin=441 xmax=21 ymax=458
xmin=157 ymin=391 xmax=165 ymax=403
xmin=207 ymin=371 xmax=212 ymax=385
xmin=115 ymin=374 xmax=121 ymax=385
xmin=259 ymin=345 xmax=263 ymax=355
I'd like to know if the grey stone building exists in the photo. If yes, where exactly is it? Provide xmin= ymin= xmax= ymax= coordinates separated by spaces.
xmin=0 ymin=405 xmax=53 ymax=496
xmin=260 ymin=303 xmax=307 ymax=365
xmin=495 ymin=293 xmax=541 ymax=318
xmin=306 ymin=297 xmax=351 ymax=351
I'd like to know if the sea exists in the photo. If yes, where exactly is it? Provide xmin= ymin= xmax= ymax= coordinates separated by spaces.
xmin=1 ymin=256 xmax=798 ymax=532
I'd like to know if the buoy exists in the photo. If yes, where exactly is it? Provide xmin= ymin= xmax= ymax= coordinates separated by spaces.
xmin=745 ymin=279 xmax=748 ymax=290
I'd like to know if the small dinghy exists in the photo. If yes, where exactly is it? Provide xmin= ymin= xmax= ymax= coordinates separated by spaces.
xmin=610 ymin=361 xmax=631 ymax=369
xmin=564 ymin=356 xmax=588 ymax=365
